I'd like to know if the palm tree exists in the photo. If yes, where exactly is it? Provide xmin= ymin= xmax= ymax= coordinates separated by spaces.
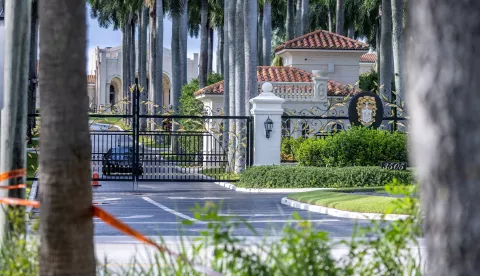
xmin=222 ymin=0 xmax=229 ymax=148
xmin=208 ymin=27 xmax=214 ymax=74
xmin=180 ymin=0 xmax=188 ymax=86
xmin=263 ymin=0 xmax=271 ymax=66
xmin=199 ymin=0 xmax=208 ymax=88
xmin=139 ymin=5 xmax=148 ymax=130
xmin=245 ymin=0 xmax=257 ymax=110
xmin=154 ymin=0 xmax=163 ymax=118
xmin=391 ymin=0 xmax=404 ymax=106
xmin=27 ymin=0 xmax=39 ymax=141
xmin=235 ymin=0 xmax=245 ymax=173
xmin=286 ymin=0 xmax=294 ymax=39
xmin=336 ymin=0 xmax=345 ymax=35
xmin=39 ymin=0 xmax=95 ymax=273
xmin=408 ymin=0 xmax=480 ymax=274
xmin=301 ymin=0 xmax=309 ymax=34
xmin=379 ymin=0 xmax=392 ymax=101
xmin=295 ymin=0 xmax=301 ymax=36
xmin=257 ymin=11 xmax=263 ymax=65
xmin=227 ymin=0 xmax=236 ymax=171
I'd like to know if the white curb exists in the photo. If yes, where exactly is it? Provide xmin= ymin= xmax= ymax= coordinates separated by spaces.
xmin=214 ymin=182 xmax=329 ymax=193
xmin=281 ymin=197 xmax=409 ymax=221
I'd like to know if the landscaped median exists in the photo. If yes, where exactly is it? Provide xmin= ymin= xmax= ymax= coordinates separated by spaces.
xmin=237 ymin=166 xmax=414 ymax=189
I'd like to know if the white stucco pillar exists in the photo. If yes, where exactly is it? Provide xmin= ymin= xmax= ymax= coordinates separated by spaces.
xmin=312 ymin=70 xmax=328 ymax=102
xmin=250 ymin=82 xmax=285 ymax=166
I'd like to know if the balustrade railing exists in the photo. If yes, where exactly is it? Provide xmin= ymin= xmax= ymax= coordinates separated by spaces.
xmin=258 ymin=81 xmax=314 ymax=101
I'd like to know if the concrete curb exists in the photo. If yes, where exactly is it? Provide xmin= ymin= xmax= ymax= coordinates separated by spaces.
xmin=214 ymin=182 xmax=329 ymax=193
xmin=281 ymin=197 xmax=409 ymax=221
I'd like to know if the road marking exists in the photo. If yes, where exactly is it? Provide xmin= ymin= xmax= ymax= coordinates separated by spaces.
xmin=94 ymin=219 xmax=339 ymax=224
xmin=117 ymin=215 xmax=154 ymax=219
xmin=142 ymin=196 xmax=201 ymax=223
xmin=168 ymin=197 xmax=233 ymax=200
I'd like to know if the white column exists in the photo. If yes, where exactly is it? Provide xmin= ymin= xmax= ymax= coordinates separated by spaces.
xmin=312 ymin=69 xmax=329 ymax=102
xmin=250 ymin=82 xmax=285 ymax=166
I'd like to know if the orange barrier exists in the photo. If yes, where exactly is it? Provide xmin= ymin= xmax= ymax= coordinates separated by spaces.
xmin=0 ymin=168 xmax=26 ymax=181
xmin=0 ymin=184 xmax=27 ymax=190
xmin=91 ymin=163 xmax=101 ymax=187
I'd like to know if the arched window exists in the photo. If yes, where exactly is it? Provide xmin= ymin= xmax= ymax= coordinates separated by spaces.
xmin=109 ymin=84 xmax=115 ymax=106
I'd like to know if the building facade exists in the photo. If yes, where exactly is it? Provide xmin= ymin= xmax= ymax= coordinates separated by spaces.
xmin=90 ymin=45 xmax=199 ymax=110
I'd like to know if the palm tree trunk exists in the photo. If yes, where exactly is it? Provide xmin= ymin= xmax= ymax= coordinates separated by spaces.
xmin=27 ymin=0 xmax=39 ymax=141
xmin=336 ymin=0 xmax=345 ymax=35
xmin=328 ymin=6 xmax=334 ymax=32
xmin=227 ymin=0 xmax=236 ymax=172
xmin=376 ymin=22 xmax=381 ymax=72
xmin=223 ymin=0 xmax=229 ymax=150
xmin=235 ymin=0 xmax=245 ymax=173
xmin=139 ymin=6 xmax=148 ymax=131
xmin=155 ymin=0 xmax=163 ymax=116
xmin=199 ymin=0 xmax=208 ymax=88
xmin=263 ymin=0 xmax=271 ymax=66
xmin=38 ymin=0 xmax=95 ymax=273
xmin=391 ymin=0 xmax=404 ymax=107
xmin=347 ymin=25 xmax=355 ymax=38
xmin=217 ymin=26 xmax=224 ymax=75
xmin=408 ymin=1 xmax=480 ymax=274
xmin=301 ymin=0 xmax=309 ymax=34
xmin=245 ymin=0 xmax=257 ymax=111
xmin=286 ymin=0 xmax=295 ymax=40
xmin=123 ymin=20 xmax=130 ymax=117
xmin=208 ymin=27 xmax=214 ymax=75
xmin=180 ymin=0 xmax=188 ymax=86
xmin=129 ymin=15 xmax=136 ymax=122
xmin=257 ymin=12 xmax=263 ymax=66
xmin=295 ymin=0 xmax=302 ymax=37
xmin=171 ymin=15 xmax=181 ymax=112
xmin=380 ymin=0 xmax=392 ymax=102
xmin=148 ymin=6 xmax=156 ymax=128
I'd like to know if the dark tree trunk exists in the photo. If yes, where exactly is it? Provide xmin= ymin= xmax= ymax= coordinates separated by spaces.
xmin=257 ymin=12 xmax=263 ymax=66
xmin=286 ymin=0 xmax=295 ymax=40
xmin=263 ymin=0 xmax=271 ymax=66
xmin=139 ymin=7 xmax=148 ymax=130
xmin=407 ymin=1 xmax=480 ymax=275
xmin=199 ymin=0 xmax=208 ymax=88
xmin=27 ymin=0 xmax=39 ymax=141
xmin=379 ymin=0 xmax=392 ymax=101
xmin=336 ymin=0 xmax=345 ymax=35
xmin=295 ymin=0 xmax=302 ymax=37
xmin=301 ymin=0 xmax=309 ymax=34
xmin=39 ymin=0 xmax=95 ymax=273
xmin=180 ymin=0 xmax=188 ymax=86
xmin=122 ymin=20 xmax=130 ymax=116
xmin=218 ymin=26 xmax=224 ymax=75
xmin=208 ymin=27 xmax=214 ymax=75
xmin=328 ymin=7 xmax=334 ymax=32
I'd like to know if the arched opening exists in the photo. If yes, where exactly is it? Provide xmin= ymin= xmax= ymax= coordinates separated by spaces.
xmin=109 ymin=84 xmax=115 ymax=106
xmin=109 ymin=77 xmax=122 ymax=110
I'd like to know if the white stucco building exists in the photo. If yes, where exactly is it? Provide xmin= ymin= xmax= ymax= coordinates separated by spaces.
xmin=89 ymin=45 xmax=199 ymax=110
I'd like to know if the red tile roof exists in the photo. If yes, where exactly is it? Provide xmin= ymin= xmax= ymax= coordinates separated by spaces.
xmin=194 ymin=66 xmax=355 ymax=97
xmin=360 ymin=53 xmax=377 ymax=63
xmin=87 ymin=74 xmax=95 ymax=84
xmin=274 ymin=29 xmax=369 ymax=52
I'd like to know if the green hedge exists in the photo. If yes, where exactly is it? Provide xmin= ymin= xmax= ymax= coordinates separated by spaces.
xmin=296 ymin=127 xmax=408 ymax=167
xmin=238 ymin=166 xmax=414 ymax=189
xmin=280 ymin=137 xmax=305 ymax=161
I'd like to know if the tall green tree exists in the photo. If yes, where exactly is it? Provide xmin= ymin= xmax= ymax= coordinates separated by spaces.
xmin=245 ymin=0 xmax=257 ymax=109
xmin=139 ymin=5 xmax=148 ymax=130
xmin=301 ymin=0 xmax=309 ymax=34
xmin=286 ymin=0 xmax=294 ymax=39
xmin=295 ymin=0 xmax=301 ymax=36
xmin=180 ymin=0 xmax=188 ymax=86
xmin=235 ymin=0 xmax=245 ymax=173
xmin=39 ymin=0 xmax=95 ymax=273
xmin=408 ymin=0 xmax=480 ymax=274
xmin=227 ymin=0 xmax=236 ymax=170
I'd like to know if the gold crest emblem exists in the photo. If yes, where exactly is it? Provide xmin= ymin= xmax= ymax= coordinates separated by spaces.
xmin=356 ymin=96 xmax=377 ymax=127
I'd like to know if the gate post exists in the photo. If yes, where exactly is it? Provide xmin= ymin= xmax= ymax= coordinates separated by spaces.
xmin=249 ymin=83 xmax=285 ymax=166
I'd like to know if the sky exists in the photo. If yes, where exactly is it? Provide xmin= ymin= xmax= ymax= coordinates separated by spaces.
xmin=86 ymin=6 xmax=217 ymax=74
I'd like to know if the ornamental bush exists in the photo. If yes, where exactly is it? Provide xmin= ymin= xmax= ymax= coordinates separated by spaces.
xmin=296 ymin=127 xmax=408 ymax=167
xmin=280 ymin=137 xmax=305 ymax=161
xmin=238 ymin=166 xmax=414 ymax=189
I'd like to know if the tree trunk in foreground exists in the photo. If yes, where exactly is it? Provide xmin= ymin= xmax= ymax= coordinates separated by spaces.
xmin=391 ymin=0 xmax=404 ymax=107
xmin=407 ymin=0 xmax=480 ymax=275
xmin=39 ymin=0 xmax=95 ymax=274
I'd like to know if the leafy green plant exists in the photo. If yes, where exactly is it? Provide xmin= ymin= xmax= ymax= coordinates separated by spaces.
xmin=359 ymin=69 xmax=379 ymax=92
xmin=179 ymin=73 xmax=223 ymax=117
xmin=238 ymin=166 xmax=414 ymax=189
xmin=296 ymin=127 xmax=408 ymax=167
xmin=280 ymin=137 xmax=305 ymax=162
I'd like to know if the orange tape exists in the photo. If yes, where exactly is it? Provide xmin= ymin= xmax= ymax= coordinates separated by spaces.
xmin=0 ymin=169 xmax=27 ymax=181
xmin=0 ymin=184 xmax=27 ymax=190
xmin=0 ymin=198 xmax=39 ymax=208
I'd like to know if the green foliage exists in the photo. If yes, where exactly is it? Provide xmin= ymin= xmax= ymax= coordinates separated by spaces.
xmin=238 ymin=166 xmax=414 ymax=189
xmin=179 ymin=73 xmax=223 ymax=116
xmin=0 ymin=209 xmax=39 ymax=275
xmin=280 ymin=137 xmax=305 ymax=161
xmin=359 ymin=69 xmax=378 ymax=92
xmin=296 ymin=127 xmax=408 ymax=167
xmin=98 ymin=185 xmax=422 ymax=275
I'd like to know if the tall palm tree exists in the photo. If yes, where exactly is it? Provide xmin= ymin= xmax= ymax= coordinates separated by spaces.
xmin=391 ymin=0 xmax=403 ymax=106
xmin=245 ymin=0 xmax=257 ymax=110
xmin=199 ymin=0 xmax=208 ymax=88
xmin=336 ymin=0 xmax=345 ymax=35
xmin=257 ymin=11 xmax=263 ymax=66
xmin=295 ymin=0 xmax=301 ymax=36
xmin=139 ymin=6 xmax=148 ymax=130
xmin=301 ymin=0 xmax=309 ymax=34
xmin=208 ymin=27 xmax=214 ymax=74
xmin=379 ymin=0 xmax=392 ymax=101
xmin=408 ymin=0 xmax=480 ymax=274
xmin=27 ymin=0 xmax=39 ymax=141
xmin=154 ymin=0 xmax=163 ymax=117
xmin=222 ymin=0 xmax=229 ymax=146
xmin=39 ymin=0 xmax=95 ymax=273
xmin=227 ymin=0 xmax=236 ymax=171
xmin=263 ymin=0 xmax=271 ymax=66
xmin=286 ymin=0 xmax=294 ymax=39
xmin=180 ymin=0 xmax=188 ymax=86
xmin=235 ymin=0 xmax=245 ymax=173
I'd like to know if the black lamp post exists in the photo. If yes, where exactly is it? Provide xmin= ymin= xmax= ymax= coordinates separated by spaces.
xmin=264 ymin=116 xmax=273 ymax=139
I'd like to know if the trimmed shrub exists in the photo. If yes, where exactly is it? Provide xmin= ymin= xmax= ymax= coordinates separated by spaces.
xmin=296 ymin=127 xmax=408 ymax=167
xmin=238 ymin=166 xmax=414 ymax=188
xmin=280 ymin=137 xmax=305 ymax=161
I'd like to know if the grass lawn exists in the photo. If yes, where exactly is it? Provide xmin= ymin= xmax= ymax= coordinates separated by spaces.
xmin=288 ymin=188 xmax=406 ymax=214
xmin=89 ymin=117 xmax=131 ymax=130
xmin=200 ymin=167 xmax=240 ymax=181
xmin=26 ymin=139 xmax=39 ymax=148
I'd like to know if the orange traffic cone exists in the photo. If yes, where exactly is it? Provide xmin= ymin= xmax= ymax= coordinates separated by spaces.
xmin=92 ymin=162 xmax=101 ymax=187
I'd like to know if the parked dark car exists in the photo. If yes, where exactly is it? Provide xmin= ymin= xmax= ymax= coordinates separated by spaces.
xmin=102 ymin=147 xmax=143 ymax=175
